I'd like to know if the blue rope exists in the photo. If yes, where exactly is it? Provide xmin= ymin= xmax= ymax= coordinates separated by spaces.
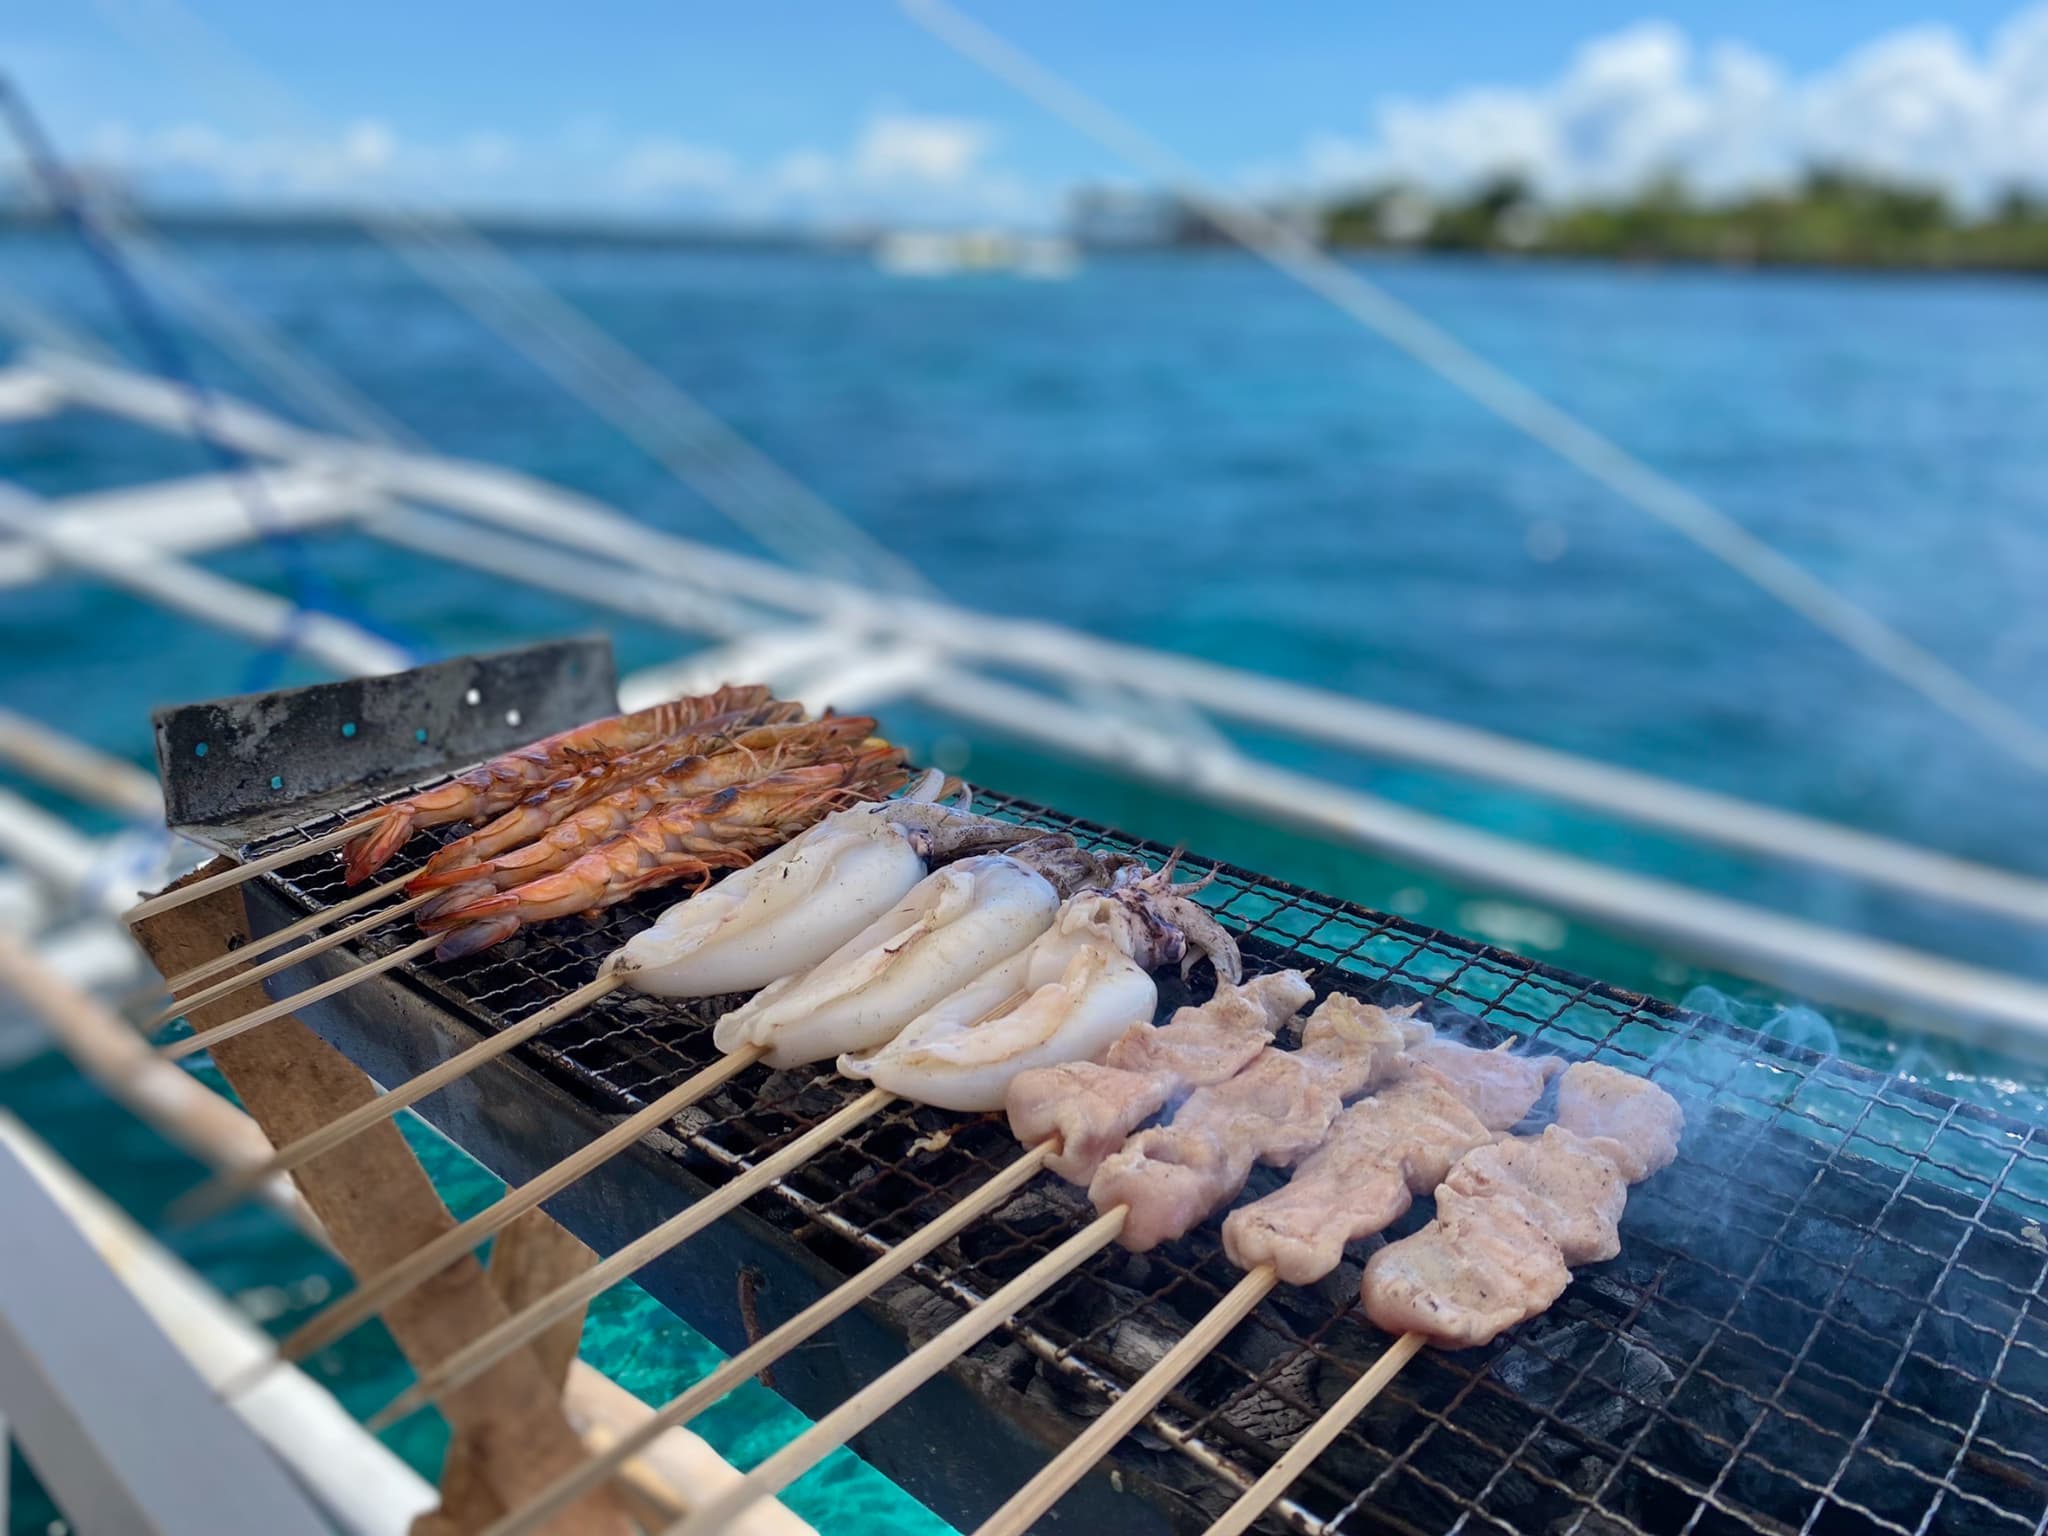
xmin=0 ymin=75 xmax=420 ymax=690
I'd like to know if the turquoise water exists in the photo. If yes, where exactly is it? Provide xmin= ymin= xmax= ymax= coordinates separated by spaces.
xmin=3 ymin=235 xmax=2047 ymax=1529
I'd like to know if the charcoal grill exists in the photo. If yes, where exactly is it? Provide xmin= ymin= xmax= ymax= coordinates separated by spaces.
xmin=154 ymin=643 xmax=2048 ymax=1536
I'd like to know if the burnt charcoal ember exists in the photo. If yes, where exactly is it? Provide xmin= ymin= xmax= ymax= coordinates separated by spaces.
xmin=1213 ymin=1341 xmax=1322 ymax=1447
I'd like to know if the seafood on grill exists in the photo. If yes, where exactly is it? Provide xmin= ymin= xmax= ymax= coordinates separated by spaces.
xmin=406 ymin=702 xmax=812 ymax=891
xmin=606 ymin=771 xmax=1060 ymax=1000
xmin=711 ymin=838 xmax=1131 ymax=1070
xmin=425 ymin=744 xmax=910 ymax=960
xmin=1361 ymin=1067 xmax=1682 ymax=1347
xmin=411 ymin=715 xmax=879 ymax=919
xmin=336 ymin=682 xmax=775 ymax=883
xmin=1005 ymin=969 xmax=1315 ymax=1182
xmin=838 ymin=861 xmax=1247 ymax=1112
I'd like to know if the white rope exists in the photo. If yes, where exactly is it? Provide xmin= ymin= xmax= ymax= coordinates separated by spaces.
xmin=86 ymin=0 xmax=934 ymax=601
xmin=899 ymin=0 xmax=2048 ymax=780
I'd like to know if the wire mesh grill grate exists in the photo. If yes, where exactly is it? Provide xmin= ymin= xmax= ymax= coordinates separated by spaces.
xmin=243 ymin=781 xmax=2048 ymax=1536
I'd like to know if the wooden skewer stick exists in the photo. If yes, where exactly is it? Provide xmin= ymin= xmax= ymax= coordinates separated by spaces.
xmin=159 ymin=870 xmax=414 ymax=993
xmin=159 ymin=935 xmax=442 ymax=1062
xmin=975 ymin=1264 xmax=1281 ymax=1536
xmin=1201 ymin=1330 xmax=1425 ymax=1536
xmin=123 ymin=822 xmax=363 ymax=926
xmin=146 ymin=890 xmax=434 ymax=1032
xmin=230 ymin=1041 xmax=770 ymax=1392
xmin=169 ymin=973 xmax=622 ymax=1225
xmin=663 ymin=1206 xmax=1130 ymax=1536
xmin=366 ymin=1087 xmax=898 ymax=1432
xmin=481 ymin=1141 xmax=1057 ymax=1536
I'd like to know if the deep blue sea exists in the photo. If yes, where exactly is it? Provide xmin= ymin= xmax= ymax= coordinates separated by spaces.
xmin=2 ymin=233 xmax=2047 ymax=1531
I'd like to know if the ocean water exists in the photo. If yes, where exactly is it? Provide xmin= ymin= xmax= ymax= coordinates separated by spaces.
xmin=3 ymin=232 xmax=2047 ymax=1531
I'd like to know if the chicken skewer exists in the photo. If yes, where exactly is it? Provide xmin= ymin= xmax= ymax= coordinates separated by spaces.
xmin=123 ymin=683 xmax=778 ymax=926
xmin=1208 ymin=1059 xmax=1682 ymax=1536
xmin=160 ymin=753 xmax=902 ymax=1063
xmin=976 ymin=1031 xmax=1558 ymax=1536
xmin=673 ymin=990 xmax=1400 ymax=1536
xmin=358 ymin=852 xmax=1241 ymax=1431
xmin=480 ymin=970 xmax=1312 ymax=1536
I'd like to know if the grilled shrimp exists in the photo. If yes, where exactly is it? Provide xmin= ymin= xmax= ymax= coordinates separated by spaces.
xmin=428 ymin=747 xmax=909 ymax=960
xmin=337 ymin=682 xmax=775 ymax=883
xmin=413 ymin=720 xmax=884 ymax=921
xmin=408 ymin=709 xmax=850 ymax=896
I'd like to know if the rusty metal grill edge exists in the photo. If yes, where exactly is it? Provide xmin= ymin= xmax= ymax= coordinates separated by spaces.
xmin=224 ymin=773 xmax=2048 ymax=1536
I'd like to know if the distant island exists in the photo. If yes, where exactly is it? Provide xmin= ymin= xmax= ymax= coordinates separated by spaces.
xmin=1324 ymin=170 xmax=2048 ymax=274
xmin=6 ymin=167 xmax=2047 ymax=275
xmin=1092 ymin=170 xmax=2048 ymax=274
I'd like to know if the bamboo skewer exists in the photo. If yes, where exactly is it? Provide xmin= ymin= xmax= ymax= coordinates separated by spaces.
xmin=146 ymin=890 xmax=434 ymax=1032
xmin=159 ymin=870 xmax=416 ymax=994
xmin=232 ymin=1041 xmax=770 ymax=1392
xmin=169 ymin=973 xmax=624 ymax=1225
xmin=160 ymin=934 xmax=443 ymax=1062
xmin=481 ymin=1141 xmax=1057 ymax=1536
xmin=664 ymin=1206 xmax=1131 ymax=1536
xmin=123 ymin=822 xmax=363 ymax=925
xmin=1202 ymin=1330 xmax=1425 ymax=1536
xmin=974 ymin=1263 xmax=1280 ymax=1536
xmin=366 ymin=1087 xmax=898 ymax=1432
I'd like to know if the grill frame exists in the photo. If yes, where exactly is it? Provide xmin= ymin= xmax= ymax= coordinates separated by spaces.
xmin=221 ymin=775 xmax=2048 ymax=1536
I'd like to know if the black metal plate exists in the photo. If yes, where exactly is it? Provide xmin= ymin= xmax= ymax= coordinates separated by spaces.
xmin=151 ymin=636 xmax=617 ymax=844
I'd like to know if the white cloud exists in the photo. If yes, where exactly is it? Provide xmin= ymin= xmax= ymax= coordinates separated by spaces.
xmin=851 ymin=111 xmax=992 ymax=184
xmin=42 ymin=103 xmax=1033 ymax=225
xmin=616 ymin=137 xmax=739 ymax=197
xmin=1297 ymin=3 xmax=2048 ymax=205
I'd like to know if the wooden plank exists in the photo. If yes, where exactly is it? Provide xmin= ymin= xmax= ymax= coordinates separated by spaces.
xmin=416 ymin=1215 xmax=598 ymax=1536
xmin=128 ymin=860 xmax=632 ymax=1536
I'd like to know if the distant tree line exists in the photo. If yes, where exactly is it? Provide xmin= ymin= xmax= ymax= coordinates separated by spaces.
xmin=1319 ymin=169 xmax=2048 ymax=272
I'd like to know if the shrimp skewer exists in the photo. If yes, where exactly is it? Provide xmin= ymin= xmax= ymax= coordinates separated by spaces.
xmin=336 ymin=682 xmax=774 ymax=883
xmin=411 ymin=715 xmax=876 ymax=913
xmin=407 ymin=702 xmax=811 ymax=887
xmin=428 ymin=747 xmax=911 ymax=960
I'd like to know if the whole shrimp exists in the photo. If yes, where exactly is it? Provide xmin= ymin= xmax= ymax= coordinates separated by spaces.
xmin=337 ymin=681 xmax=775 ymax=884
xmin=412 ymin=716 xmax=885 ymax=917
xmin=407 ymin=701 xmax=814 ymax=888
xmin=428 ymin=746 xmax=909 ymax=960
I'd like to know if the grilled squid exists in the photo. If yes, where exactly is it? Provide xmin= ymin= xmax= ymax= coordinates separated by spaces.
xmin=839 ymin=863 xmax=1243 ymax=1112
xmin=607 ymin=771 xmax=1041 ymax=999
xmin=709 ymin=854 xmax=1061 ymax=1068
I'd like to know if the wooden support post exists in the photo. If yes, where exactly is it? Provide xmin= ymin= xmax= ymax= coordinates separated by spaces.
xmin=129 ymin=860 xmax=633 ymax=1536
xmin=415 ymin=1215 xmax=599 ymax=1536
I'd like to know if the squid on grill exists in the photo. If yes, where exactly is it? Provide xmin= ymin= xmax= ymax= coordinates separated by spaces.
xmin=606 ymin=771 xmax=1051 ymax=1000
xmin=840 ymin=861 xmax=1244 ymax=1111
xmin=707 ymin=835 xmax=1140 ymax=1069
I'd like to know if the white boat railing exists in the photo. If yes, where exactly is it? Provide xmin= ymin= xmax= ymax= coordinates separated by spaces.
xmin=2 ymin=343 xmax=2047 ymax=1040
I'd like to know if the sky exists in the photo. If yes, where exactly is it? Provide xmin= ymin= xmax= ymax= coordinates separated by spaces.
xmin=6 ymin=1 xmax=2048 ymax=224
